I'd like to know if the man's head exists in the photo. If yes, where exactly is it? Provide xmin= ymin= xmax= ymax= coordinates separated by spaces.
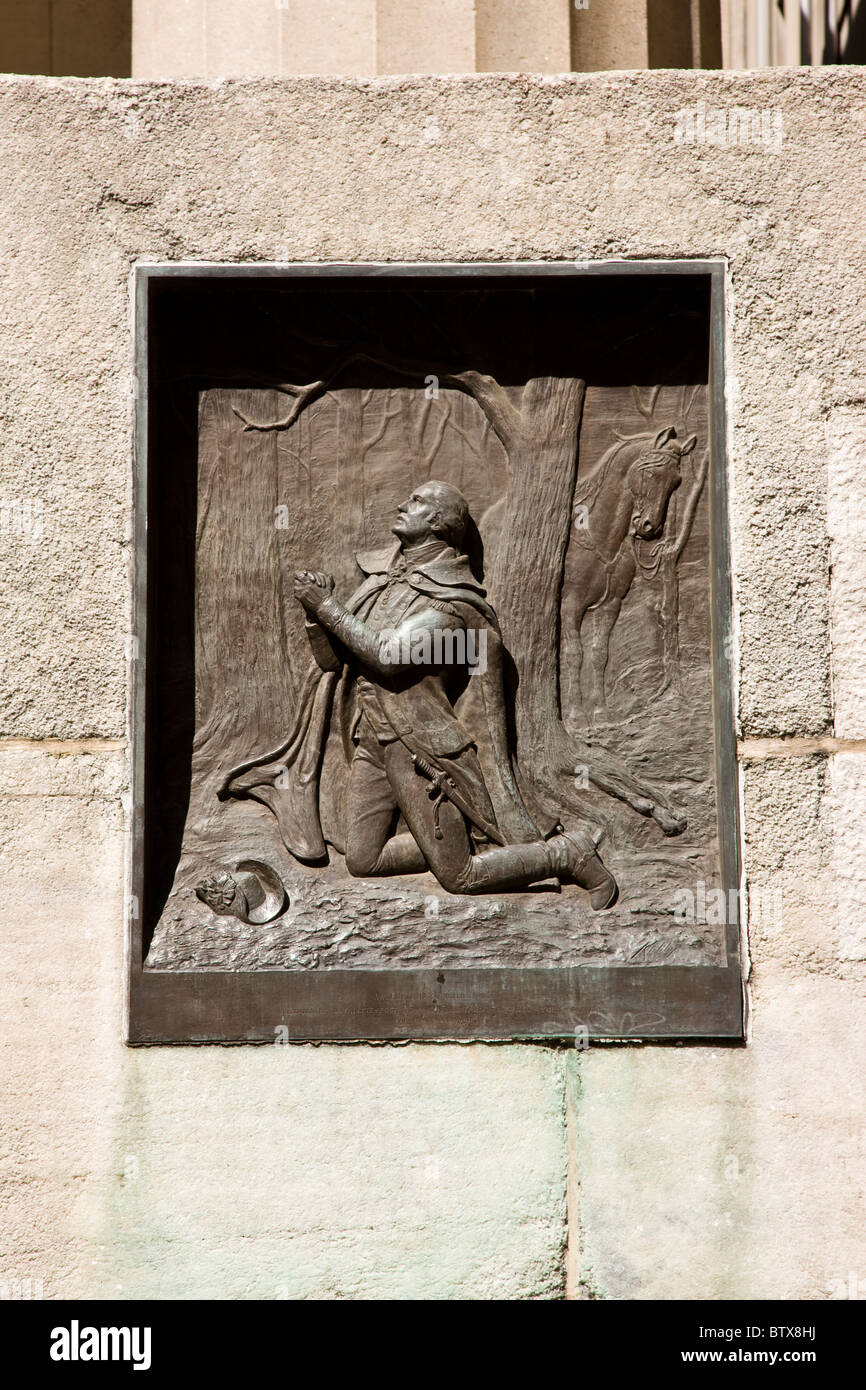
xmin=392 ymin=480 xmax=469 ymax=549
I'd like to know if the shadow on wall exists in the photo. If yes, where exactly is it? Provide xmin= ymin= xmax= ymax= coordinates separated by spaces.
xmin=0 ymin=0 xmax=131 ymax=78
xmin=648 ymin=0 xmax=723 ymax=67
xmin=843 ymin=0 xmax=866 ymax=61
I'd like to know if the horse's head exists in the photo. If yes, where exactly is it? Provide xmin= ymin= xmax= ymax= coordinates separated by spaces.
xmin=625 ymin=427 xmax=697 ymax=540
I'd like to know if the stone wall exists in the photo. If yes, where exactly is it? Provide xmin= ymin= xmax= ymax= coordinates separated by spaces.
xmin=0 ymin=68 xmax=864 ymax=1299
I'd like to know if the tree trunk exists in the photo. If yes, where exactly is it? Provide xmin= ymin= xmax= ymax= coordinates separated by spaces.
xmin=488 ymin=377 xmax=584 ymax=778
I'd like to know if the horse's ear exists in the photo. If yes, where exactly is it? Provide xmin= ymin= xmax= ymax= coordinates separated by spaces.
xmin=679 ymin=433 xmax=698 ymax=456
xmin=653 ymin=427 xmax=676 ymax=449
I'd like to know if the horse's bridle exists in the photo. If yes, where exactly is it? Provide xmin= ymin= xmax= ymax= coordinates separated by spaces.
xmin=572 ymin=444 xmax=678 ymax=589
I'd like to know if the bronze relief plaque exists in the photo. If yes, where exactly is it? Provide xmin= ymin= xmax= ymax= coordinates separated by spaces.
xmin=130 ymin=262 xmax=742 ymax=1042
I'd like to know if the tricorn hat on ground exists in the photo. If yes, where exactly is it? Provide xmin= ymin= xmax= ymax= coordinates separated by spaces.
xmin=195 ymin=859 xmax=287 ymax=925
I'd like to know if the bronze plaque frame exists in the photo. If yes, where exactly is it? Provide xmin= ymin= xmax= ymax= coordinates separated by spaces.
xmin=128 ymin=260 xmax=743 ymax=1044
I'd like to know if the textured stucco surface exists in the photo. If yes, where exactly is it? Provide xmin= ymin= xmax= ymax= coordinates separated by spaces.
xmin=827 ymin=406 xmax=866 ymax=740
xmin=0 ymin=69 xmax=864 ymax=1299
xmin=739 ymin=753 xmax=865 ymax=970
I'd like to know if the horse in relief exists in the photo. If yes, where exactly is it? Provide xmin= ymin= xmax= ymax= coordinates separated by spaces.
xmin=562 ymin=395 xmax=706 ymax=718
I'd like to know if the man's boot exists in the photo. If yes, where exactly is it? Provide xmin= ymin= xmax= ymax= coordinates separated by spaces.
xmin=546 ymin=829 xmax=618 ymax=911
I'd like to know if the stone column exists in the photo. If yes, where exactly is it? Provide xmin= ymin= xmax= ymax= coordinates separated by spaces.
xmin=376 ymin=0 xmax=475 ymax=74
xmin=475 ymin=0 xmax=572 ymax=73
xmin=133 ymin=0 xmax=377 ymax=79
xmin=570 ymin=0 xmax=649 ymax=70
xmin=131 ymin=0 xmax=722 ymax=78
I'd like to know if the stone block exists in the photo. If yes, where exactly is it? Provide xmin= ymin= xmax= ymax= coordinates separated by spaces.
xmin=573 ymin=969 xmax=866 ymax=1299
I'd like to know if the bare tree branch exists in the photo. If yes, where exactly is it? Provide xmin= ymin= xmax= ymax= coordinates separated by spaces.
xmin=227 ymin=350 xmax=533 ymax=443
xmin=672 ymin=448 xmax=709 ymax=561
xmin=443 ymin=370 xmax=522 ymax=452
xmin=682 ymin=383 xmax=702 ymax=421
xmin=422 ymin=397 xmax=452 ymax=477
xmin=362 ymin=389 xmax=399 ymax=453
xmin=438 ymin=404 xmax=487 ymax=463
xmin=632 ymin=385 xmax=662 ymax=422
xmin=232 ymin=378 xmax=327 ymax=432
